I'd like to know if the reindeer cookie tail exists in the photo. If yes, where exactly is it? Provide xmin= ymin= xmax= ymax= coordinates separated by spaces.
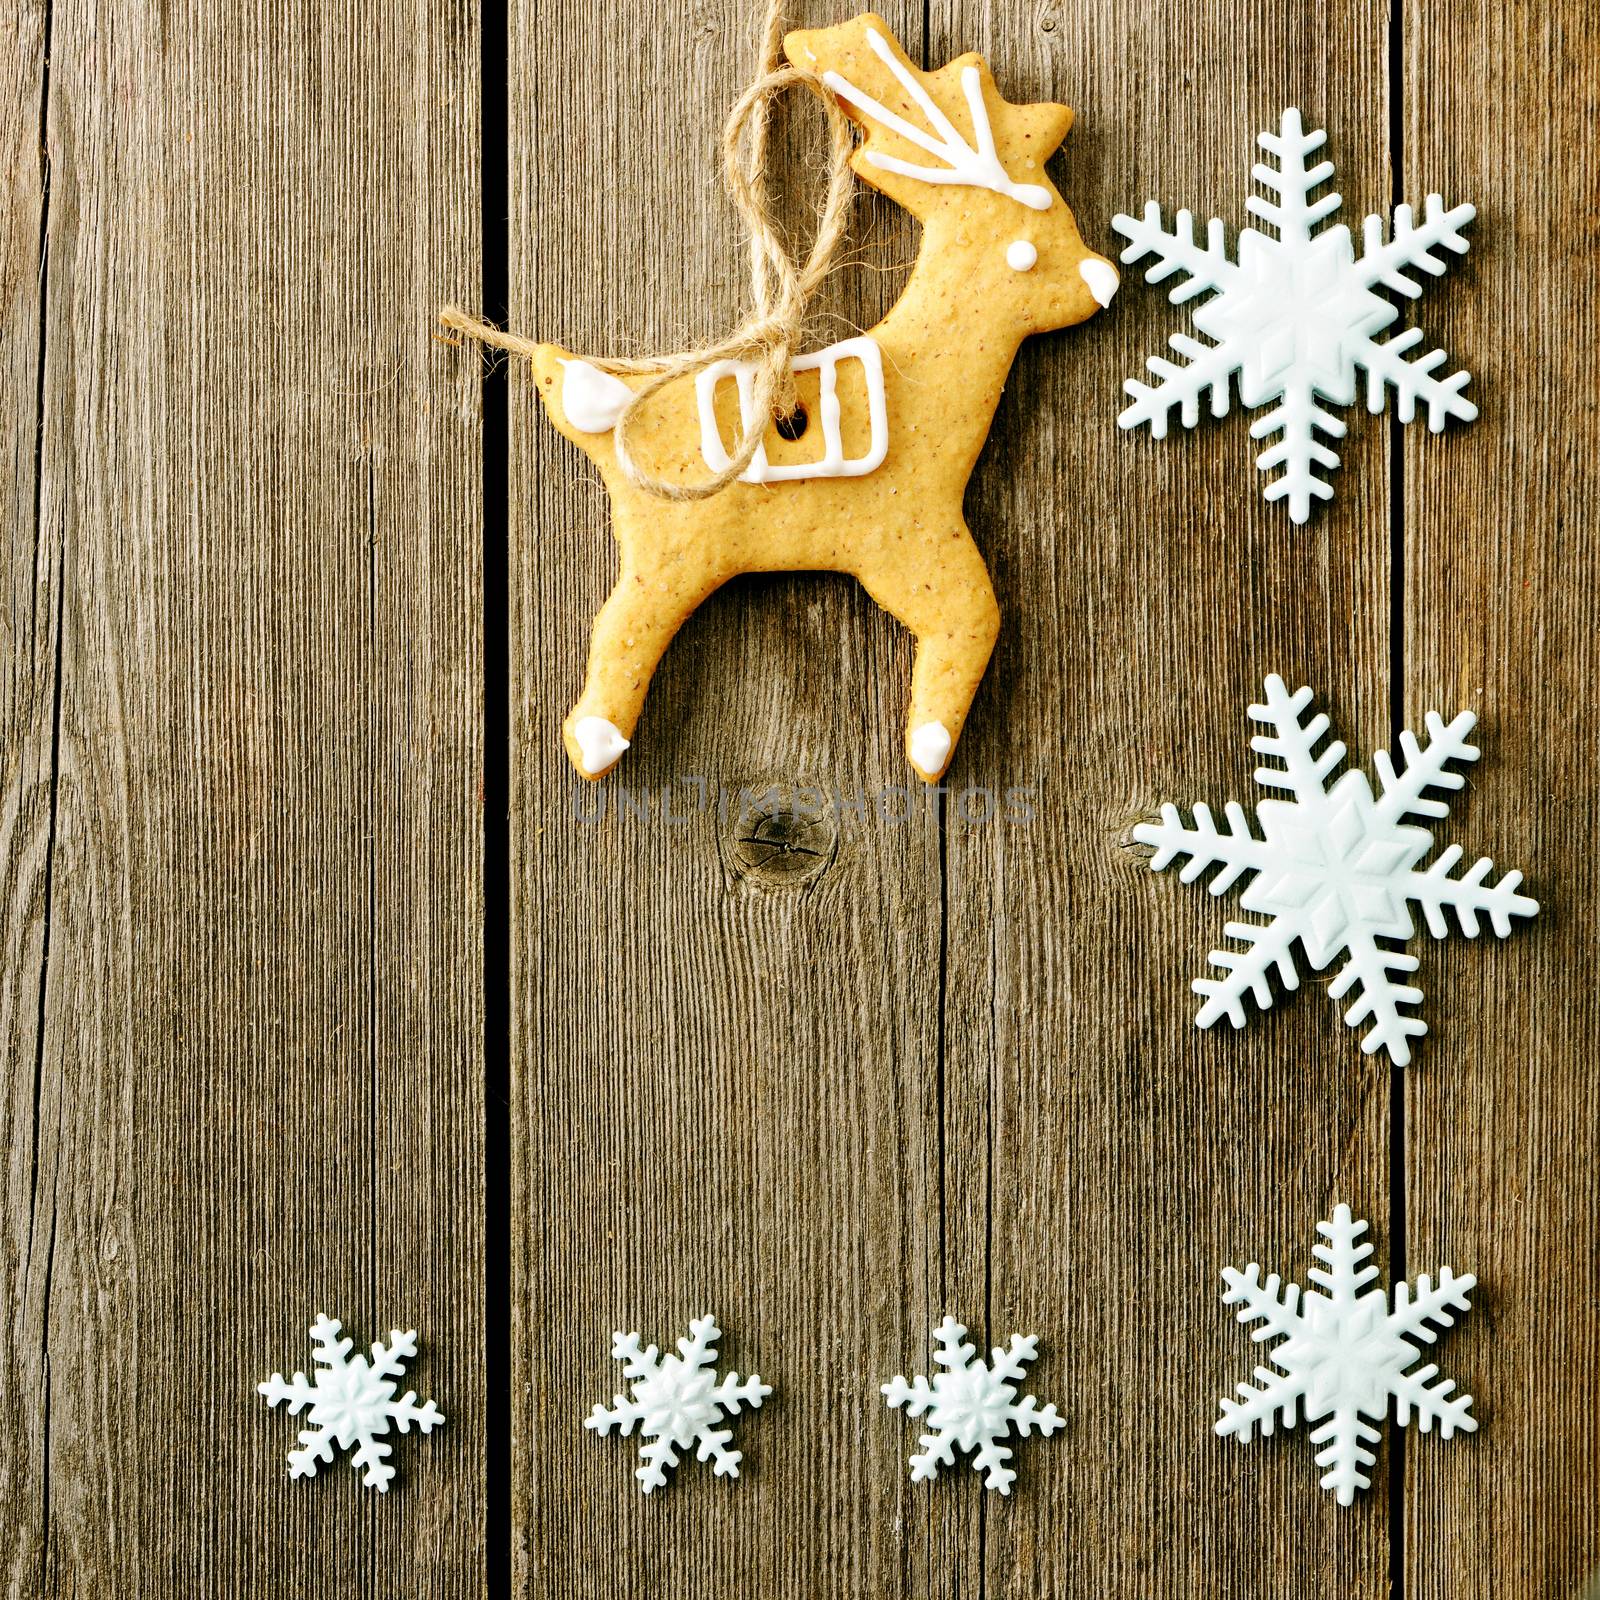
xmin=530 ymin=344 xmax=640 ymax=463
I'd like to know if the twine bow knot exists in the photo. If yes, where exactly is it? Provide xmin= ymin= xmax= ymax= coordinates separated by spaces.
xmin=440 ymin=3 xmax=856 ymax=502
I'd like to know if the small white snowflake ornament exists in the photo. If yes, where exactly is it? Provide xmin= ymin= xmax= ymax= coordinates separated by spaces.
xmin=258 ymin=1314 xmax=444 ymax=1491
xmin=883 ymin=1317 xmax=1063 ymax=1493
xmin=1114 ymin=108 xmax=1477 ymax=521
xmin=1134 ymin=674 xmax=1538 ymax=1064
xmin=1218 ymin=1205 xmax=1477 ymax=1504
xmin=585 ymin=1314 xmax=771 ymax=1493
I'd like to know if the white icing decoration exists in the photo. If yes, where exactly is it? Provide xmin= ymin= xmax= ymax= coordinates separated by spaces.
xmin=560 ymin=359 xmax=636 ymax=433
xmin=1078 ymin=258 xmax=1120 ymax=307
xmin=909 ymin=720 xmax=952 ymax=776
xmin=1006 ymin=239 xmax=1038 ymax=272
xmin=696 ymin=335 xmax=889 ymax=485
xmin=824 ymin=28 xmax=1052 ymax=212
xmin=572 ymin=715 xmax=630 ymax=775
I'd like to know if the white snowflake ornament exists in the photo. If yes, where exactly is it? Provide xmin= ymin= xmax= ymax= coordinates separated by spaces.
xmin=258 ymin=1314 xmax=444 ymax=1492
xmin=1134 ymin=674 xmax=1538 ymax=1064
xmin=585 ymin=1314 xmax=771 ymax=1493
xmin=883 ymin=1317 xmax=1063 ymax=1493
xmin=1218 ymin=1205 xmax=1477 ymax=1504
xmin=1114 ymin=108 xmax=1476 ymax=521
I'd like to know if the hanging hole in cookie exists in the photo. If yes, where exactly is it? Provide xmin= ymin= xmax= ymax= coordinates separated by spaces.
xmin=774 ymin=403 xmax=809 ymax=441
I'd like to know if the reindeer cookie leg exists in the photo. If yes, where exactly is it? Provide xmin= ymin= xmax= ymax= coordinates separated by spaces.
xmin=562 ymin=557 xmax=717 ymax=779
xmin=858 ymin=528 xmax=1000 ymax=782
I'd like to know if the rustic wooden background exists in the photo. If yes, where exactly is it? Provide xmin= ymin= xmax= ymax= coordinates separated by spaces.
xmin=2 ymin=0 xmax=1596 ymax=1595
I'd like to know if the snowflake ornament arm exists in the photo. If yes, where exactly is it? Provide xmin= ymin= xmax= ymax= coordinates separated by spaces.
xmin=1385 ymin=1274 xmax=1479 ymax=1436
xmin=1114 ymin=204 xmax=1241 ymax=301
xmin=585 ymin=1314 xmax=771 ymax=1494
xmin=1113 ymin=108 xmax=1477 ymax=522
xmin=1405 ymin=845 xmax=1537 ymax=937
xmin=1326 ymin=929 xmax=1428 ymax=1063
xmin=1216 ymin=1265 xmax=1310 ymax=1437
xmin=1246 ymin=378 xmax=1349 ymax=522
xmin=258 ymin=1314 xmax=444 ymax=1492
xmin=1357 ymin=197 xmax=1476 ymax=296
xmin=1355 ymin=325 xmax=1477 ymax=431
xmin=1246 ymin=109 xmax=1341 ymax=242
xmin=1133 ymin=675 xmax=1539 ymax=1064
xmin=1248 ymin=675 xmax=1350 ymax=803
xmin=1354 ymin=198 xmax=1479 ymax=429
xmin=1371 ymin=709 xmax=1477 ymax=821
xmin=1119 ymin=334 xmax=1241 ymax=437
xmin=1215 ymin=1206 xmax=1477 ymax=1505
xmin=883 ymin=1317 xmax=1063 ymax=1495
xmin=1137 ymin=802 xmax=1280 ymax=889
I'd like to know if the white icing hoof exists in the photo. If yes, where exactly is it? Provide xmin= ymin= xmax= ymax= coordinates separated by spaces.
xmin=909 ymin=721 xmax=953 ymax=778
xmin=559 ymin=360 xmax=634 ymax=433
xmin=1079 ymin=258 xmax=1120 ymax=307
xmin=572 ymin=716 xmax=630 ymax=775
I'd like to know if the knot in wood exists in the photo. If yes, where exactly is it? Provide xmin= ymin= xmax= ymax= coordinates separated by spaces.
xmin=724 ymin=786 xmax=838 ymax=888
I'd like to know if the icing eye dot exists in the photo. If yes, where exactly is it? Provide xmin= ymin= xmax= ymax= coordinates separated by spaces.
xmin=1006 ymin=240 xmax=1038 ymax=272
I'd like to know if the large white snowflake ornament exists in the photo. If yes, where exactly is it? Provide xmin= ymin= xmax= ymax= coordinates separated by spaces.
xmin=258 ymin=1314 xmax=444 ymax=1491
xmin=1114 ymin=108 xmax=1477 ymax=521
xmin=585 ymin=1313 xmax=771 ymax=1493
xmin=1134 ymin=674 xmax=1538 ymax=1064
xmin=1218 ymin=1205 xmax=1477 ymax=1504
xmin=882 ymin=1317 xmax=1063 ymax=1493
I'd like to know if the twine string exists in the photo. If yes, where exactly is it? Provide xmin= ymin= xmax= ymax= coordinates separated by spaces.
xmin=438 ymin=3 xmax=857 ymax=502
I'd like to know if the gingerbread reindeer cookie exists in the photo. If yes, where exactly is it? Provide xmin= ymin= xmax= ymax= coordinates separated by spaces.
xmin=532 ymin=14 xmax=1117 ymax=781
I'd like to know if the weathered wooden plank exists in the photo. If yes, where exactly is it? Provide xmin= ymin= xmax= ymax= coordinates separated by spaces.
xmin=505 ymin=2 xmax=965 ymax=1594
xmin=938 ymin=1 xmax=1395 ymax=1593
xmin=4 ymin=0 xmax=484 ymax=1592
xmin=1404 ymin=4 xmax=1600 ymax=1596
xmin=0 ymin=2 xmax=55 ymax=1593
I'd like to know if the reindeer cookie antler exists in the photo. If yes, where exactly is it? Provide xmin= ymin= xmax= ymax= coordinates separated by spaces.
xmin=820 ymin=25 xmax=1052 ymax=210
xmin=531 ymin=14 xmax=1117 ymax=781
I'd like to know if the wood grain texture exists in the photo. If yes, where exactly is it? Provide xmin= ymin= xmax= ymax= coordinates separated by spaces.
xmin=1 ymin=1 xmax=485 ymax=1594
xmin=937 ymin=2 xmax=1394 ymax=1593
xmin=509 ymin=0 xmax=1597 ymax=1593
xmin=507 ymin=1 xmax=1407 ymax=1596
xmin=2 ymin=0 xmax=1596 ymax=1593
xmin=1 ymin=2 xmax=54 ymax=1594
xmin=1403 ymin=4 xmax=1600 ymax=1597
xmin=507 ymin=2 xmax=953 ymax=1594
